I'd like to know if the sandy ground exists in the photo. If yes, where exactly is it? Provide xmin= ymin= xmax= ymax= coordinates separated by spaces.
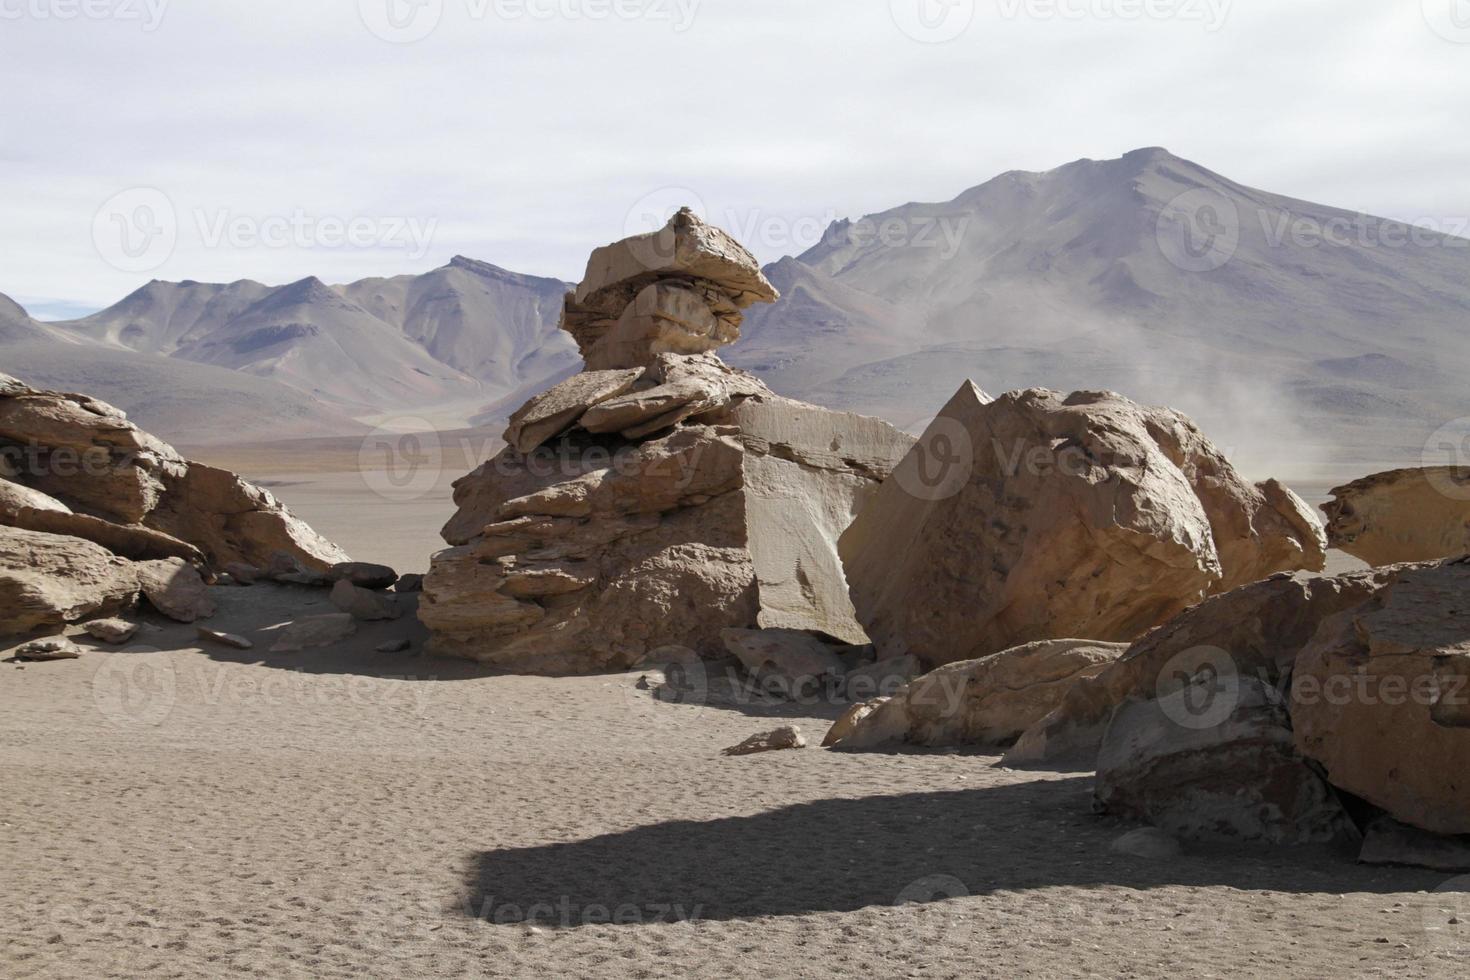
xmin=3 ymin=582 xmax=1468 ymax=979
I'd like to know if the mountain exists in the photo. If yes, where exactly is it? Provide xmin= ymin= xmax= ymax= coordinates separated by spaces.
xmin=728 ymin=147 xmax=1470 ymax=474
xmin=47 ymin=258 xmax=578 ymax=421
xmin=0 ymin=292 xmax=366 ymax=445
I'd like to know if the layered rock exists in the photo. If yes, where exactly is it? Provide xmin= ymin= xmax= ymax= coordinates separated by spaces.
xmin=1323 ymin=467 xmax=1470 ymax=566
xmin=423 ymin=214 xmax=913 ymax=673
xmin=0 ymin=371 xmax=349 ymax=637
xmin=840 ymin=384 xmax=1328 ymax=669
xmin=826 ymin=639 xmax=1126 ymax=751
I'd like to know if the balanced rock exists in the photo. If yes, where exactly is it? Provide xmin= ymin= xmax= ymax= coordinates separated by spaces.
xmin=422 ymin=219 xmax=912 ymax=674
xmin=1323 ymin=467 xmax=1470 ymax=566
xmin=1095 ymin=676 xmax=1352 ymax=844
xmin=826 ymin=639 xmax=1126 ymax=751
xmin=841 ymin=384 xmax=1328 ymax=669
xmin=1291 ymin=560 xmax=1470 ymax=835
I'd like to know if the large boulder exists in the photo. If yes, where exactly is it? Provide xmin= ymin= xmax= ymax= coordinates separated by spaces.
xmin=1323 ymin=467 xmax=1470 ymax=566
xmin=0 ymin=525 xmax=139 ymax=633
xmin=1291 ymin=560 xmax=1470 ymax=835
xmin=422 ymin=220 xmax=912 ymax=674
xmin=826 ymin=639 xmax=1126 ymax=751
xmin=1004 ymin=568 xmax=1393 ymax=769
xmin=1095 ymin=676 xmax=1352 ymax=844
xmin=840 ymin=384 xmax=1328 ymax=669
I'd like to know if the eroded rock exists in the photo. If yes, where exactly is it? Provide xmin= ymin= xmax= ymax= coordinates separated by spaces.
xmin=1324 ymin=467 xmax=1470 ymax=566
xmin=722 ymin=725 xmax=806 ymax=757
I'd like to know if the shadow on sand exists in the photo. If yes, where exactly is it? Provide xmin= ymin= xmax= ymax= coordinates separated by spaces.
xmin=460 ymin=777 xmax=1444 ymax=926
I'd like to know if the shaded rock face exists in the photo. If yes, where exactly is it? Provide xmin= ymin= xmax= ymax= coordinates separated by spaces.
xmin=1292 ymin=561 xmax=1470 ymax=835
xmin=1323 ymin=467 xmax=1470 ymax=566
xmin=840 ymin=384 xmax=1328 ymax=670
xmin=1004 ymin=568 xmax=1393 ymax=769
xmin=1095 ymin=677 xmax=1352 ymax=844
xmin=0 ymin=371 xmax=349 ymax=637
xmin=827 ymin=639 xmax=1127 ymax=752
xmin=423 ymin=218 xmax=912 ymax=674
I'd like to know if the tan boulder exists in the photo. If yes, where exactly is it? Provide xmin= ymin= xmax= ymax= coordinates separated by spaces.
xmin=1095 ymin=677 xmax=1351 ymax=843
xmin=330 ymin=579 xmax=402 ymax=621
xmin=584 ymin=281 xmax=741 ymax=371
xmin=1323 ymin=467 xmax=1470 ymax=566
xmin=1004 ymin=568 xmax=1392 ymax=769
xmin=826 ymin=639 xmax=1126 ymax=751
xmin=822 ymin=699 xmax=889 ymax=747
xmin=840 ymin=384 xmax=1327 ymax=670
xmin=0 ymin=526 xmax=139 ymax=634
xmin=135 ymin=558 xmax=215 ymax=623
xmin=1291 ymin=560 xmax=1470 ymax=835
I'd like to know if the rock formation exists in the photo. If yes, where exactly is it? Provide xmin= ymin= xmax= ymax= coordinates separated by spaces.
xmin=1323 ymin=467 xmax=1470 ymax=566
xmin=825 ymin=639 xmax=1126 ymax=751
xmin=422 ymin=210 xmax=913 ymax=673
xmin=0 ymin=371 xmax=349 ymax=636
xmin=840 ymin=384 xmax=1328 ymax=669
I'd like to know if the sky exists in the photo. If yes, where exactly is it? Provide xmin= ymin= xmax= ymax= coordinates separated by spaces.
xmin=3 ymin=0 xmax=1468 ymax=318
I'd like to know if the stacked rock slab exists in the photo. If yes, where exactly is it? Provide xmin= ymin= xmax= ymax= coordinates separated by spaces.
xmin=839 ymin=383 xmax=1328 ymax=669
xmin=1323 ymin=467 xmax=1470 ymax=566
xmin=423 ymin=211 xmax=914 ymax=673
xmin=0 ymin=371 xmax=350 ymax=635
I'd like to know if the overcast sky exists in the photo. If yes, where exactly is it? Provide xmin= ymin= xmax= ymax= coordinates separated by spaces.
xmin=3 ymin=0 xmax=1467 ymax=317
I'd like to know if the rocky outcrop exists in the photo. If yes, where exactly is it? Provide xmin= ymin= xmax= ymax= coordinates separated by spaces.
xmin=1323 ymin=467 xmax=1470 ymax=566
xmin=841 ymin=384 xmax=1328 ymax=669
xmin=825 ymin=639 xmax=1126 ymax=751
xmin=422 ymin=213 xmax=913 ymax=673
xmin=1004 ymin=568 xmax=1392 ymax=769
xmin=1291 ymin=561 xmax=1470 ymax=835
xmin=0 ymin=371 xmax=349 ymax=637
xmin=1094 ymin=676 xmax=1352 ymax=844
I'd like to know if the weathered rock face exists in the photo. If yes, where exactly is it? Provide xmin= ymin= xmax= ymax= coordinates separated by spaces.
xmin=1323 ymin=467 xmax=1470 ymax=566
xmin=840 ymin=384 xmax=1328 ymax=670
xmin=1291 ymin=561 xmax=1470 ymax=835
xmin=422 ymin=219 xmax=912 ymax=674
xmin=826 ymin=639 xmax=1126 ymax=752
xmin=1004 ymin=568 xmax=1393 ymax=769
xmin=1095 ymin=677 xmax=1352 ymax=844
xmin=0 ymin=371 xmax=349 ymax=637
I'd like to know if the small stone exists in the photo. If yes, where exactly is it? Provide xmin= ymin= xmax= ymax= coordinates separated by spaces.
xmin=83 ymin=618 xmax=139 ymax=644
xmin=14 ymin=637 xmax=81 ymax=661
xmin=375 ymin=638 xmax=412 ymax=653
xmin=197 ymin=628 xmax=253 ymax=651
xmin=722 ymin=725 xmax=806 ymax=757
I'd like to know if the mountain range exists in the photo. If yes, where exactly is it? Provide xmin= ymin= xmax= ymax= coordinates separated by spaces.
xmin=5 ymin=147 xmax=1468 ymax=471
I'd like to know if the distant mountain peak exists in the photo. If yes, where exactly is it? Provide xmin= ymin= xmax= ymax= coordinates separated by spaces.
xmin=0 ymin=291 xmax=31 ymax=322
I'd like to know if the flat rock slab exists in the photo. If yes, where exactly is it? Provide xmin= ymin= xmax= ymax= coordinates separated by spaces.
xmin=14 ymin=637 xmax=81 ymax=661
xmin=269 ymin=613 xmax=357 ymax=653
xmin=722 ymin=725 xmax=806 ymax=757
